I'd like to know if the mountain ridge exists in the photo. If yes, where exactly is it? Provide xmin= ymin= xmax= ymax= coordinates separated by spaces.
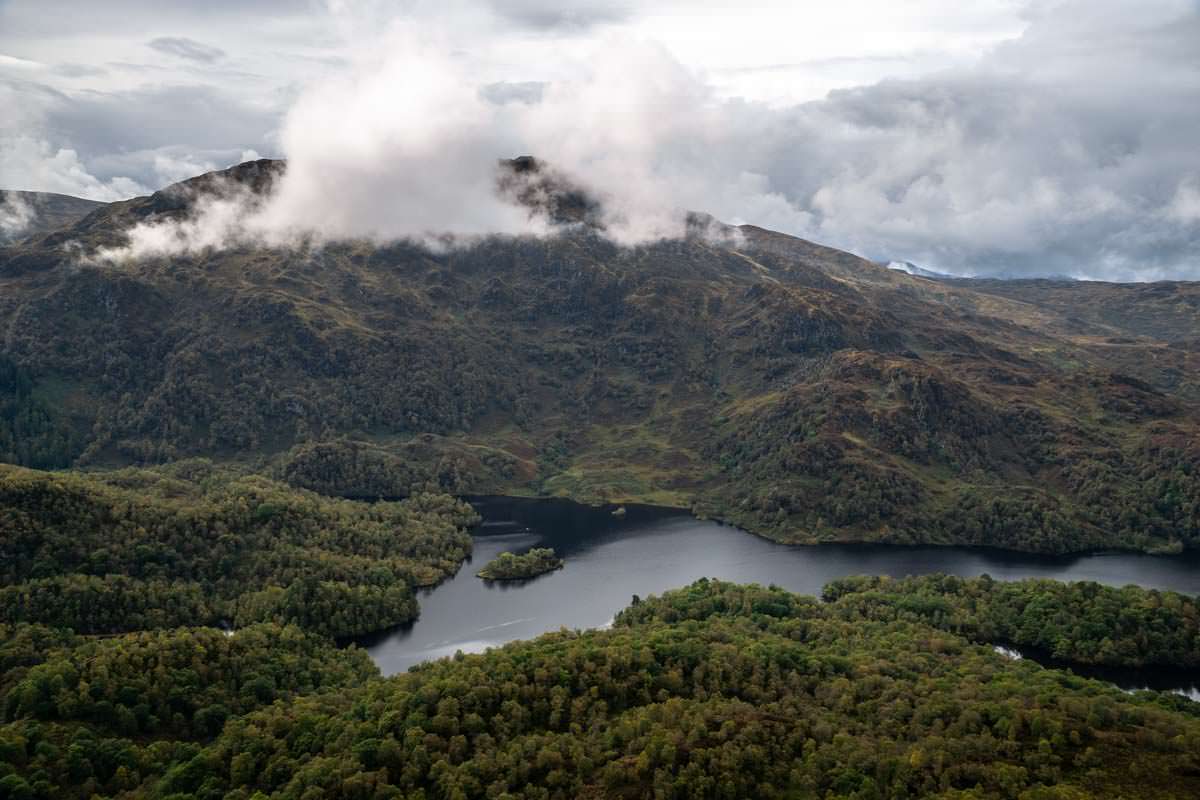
xmin=1 ymin=160 xmax=1198 ymax=554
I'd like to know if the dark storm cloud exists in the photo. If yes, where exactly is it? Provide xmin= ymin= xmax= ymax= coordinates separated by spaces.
xmin=147 ymin=36 xmax=226 ymax=64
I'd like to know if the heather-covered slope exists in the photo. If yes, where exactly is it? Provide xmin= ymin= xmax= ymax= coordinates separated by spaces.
xmin=1 ymin=160 xmax=1198 ymax=553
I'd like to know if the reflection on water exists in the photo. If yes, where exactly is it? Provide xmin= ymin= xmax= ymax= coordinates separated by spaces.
xmin=361 ymin=496 xmax=1200 ymax=698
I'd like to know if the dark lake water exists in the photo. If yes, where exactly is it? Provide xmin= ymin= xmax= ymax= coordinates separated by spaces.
xmin=362 ymin=497 xmax=1200 ymax=699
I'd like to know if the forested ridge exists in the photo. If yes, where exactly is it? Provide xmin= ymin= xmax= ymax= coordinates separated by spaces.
xmin=823 ymin=574 xmax=1200 ymax=668
xmin=0 ymin=462 xmax=478 ymax=638
xmin=1 ymin=579 xmax=1199 ymax=799
xmin=2 ymin=160 xmax=1200 ymax=553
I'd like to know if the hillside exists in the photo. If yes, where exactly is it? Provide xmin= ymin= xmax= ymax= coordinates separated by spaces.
xmin=1 ymin=160 xmax=1198 ymax=554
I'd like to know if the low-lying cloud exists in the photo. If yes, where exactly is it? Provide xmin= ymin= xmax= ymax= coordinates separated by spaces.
xmin=99 ymin=32 xmax=758 ymax=257
xmin=0 ymin=192 xmax=34 ymax=240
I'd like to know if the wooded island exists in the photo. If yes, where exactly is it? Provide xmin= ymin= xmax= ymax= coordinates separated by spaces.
xmin=476 ymin=547 xmax=564 ymax=580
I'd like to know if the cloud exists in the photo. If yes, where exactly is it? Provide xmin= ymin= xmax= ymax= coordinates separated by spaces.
xmin=0 ymin=75 xmax=280 ymax=199
xmin=481 ymin=0 xmax=632 ymax=30
xmin=52 ymin=62 xmax=108 ymax=78
xmin=0 ymin=191 xmax=34 ymax=240
xmin=0 ymin=53 xmax=42 ymax=71
xmin=37 ymin=0 xmax=1200 ymax=280
xmin=98 ymin=28 xmax=546 ymax=258
xmin=147 ymin=36 xmax=226 ymax=63
xmin=0 ymin=82 xmax=148 ymax=199
xmin=44 ymin=83 xmax=277 ymax=158
xmin=748 ymin=0 xmax=1200 ymax=279
xmin=96 ymin=30 xmax=787 ymax=258
xmin=480 ymin=81 xmax=546 ymax=105
xmin=0 ymin=135 xmax=147 ymax=199
xmin=1170 ymin=182 xmax=1200 ymax=224
xmin=98 ymin=179 xmax=267 ymax=259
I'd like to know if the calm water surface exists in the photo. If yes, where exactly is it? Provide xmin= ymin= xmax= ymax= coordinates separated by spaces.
xmin=362 ymin=497 xmax=1200 ymax=697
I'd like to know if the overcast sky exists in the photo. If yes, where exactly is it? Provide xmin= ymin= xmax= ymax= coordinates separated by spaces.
xmin=2 ymin=0 xmax=1198 ymax=279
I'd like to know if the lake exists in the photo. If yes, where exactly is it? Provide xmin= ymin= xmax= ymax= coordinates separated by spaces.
xmin=361 ymin=496 xmax=1200 ymax=698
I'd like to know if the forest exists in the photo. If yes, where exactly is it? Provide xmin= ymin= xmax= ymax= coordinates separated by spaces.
xmin=0 ymin=462 xmax=478 ymax=638
xmin=1 ymin=576 xmax=1199 ymax=799
xmin=821 ymin=574 xmax=1200 ymax=668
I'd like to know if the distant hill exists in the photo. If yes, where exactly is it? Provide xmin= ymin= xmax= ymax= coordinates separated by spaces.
xmin=0 ymin=190 xmax=105 ymax=242
xmin=1 ymin=159 xmax=1198 ymax=554
xmin=885 ymin=260 xmax=954 ymax=279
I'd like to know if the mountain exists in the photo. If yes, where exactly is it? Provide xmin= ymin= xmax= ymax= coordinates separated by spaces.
xmin=0 ymin=190 xmax=104 ymax=242
xmin=1 ymin=159 xmax=1198 ymax=554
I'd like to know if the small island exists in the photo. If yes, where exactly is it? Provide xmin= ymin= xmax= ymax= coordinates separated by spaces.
xmin=477 ymin=548 xmax=564 ymax=581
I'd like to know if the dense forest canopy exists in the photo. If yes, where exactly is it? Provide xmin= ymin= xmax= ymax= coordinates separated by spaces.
xmin=1 ymin=579 xmax=1199 ymax=799
xmin=1 ymin=161 xmax=1199 ymax=553
xmin=0 ymin=462 xmax=478 ymax=638
xmin=822 ymin=574 xmax=1200 ymax=669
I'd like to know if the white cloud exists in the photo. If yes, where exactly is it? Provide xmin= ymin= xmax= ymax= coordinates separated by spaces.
xmin=151 ymin=151 xmax=219 ymax=186
xmin=0 ymin=191 xmax=35 ymax=239
xmin=1169 ymin=181 xmax=1200 ymax=223
xmin=0 ymin=134 xmax=147 ymax=200
xmin=0 ymin=74 xmax=280 ymax=201
xmin=95 ymin=31 xmax=803 ymax=258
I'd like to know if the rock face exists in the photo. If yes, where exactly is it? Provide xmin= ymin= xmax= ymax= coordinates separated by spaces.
xmin=496 ymin=156 xmax=604 ymax=227
xmin=1 ymin=159 xmax=1199 ymax=554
